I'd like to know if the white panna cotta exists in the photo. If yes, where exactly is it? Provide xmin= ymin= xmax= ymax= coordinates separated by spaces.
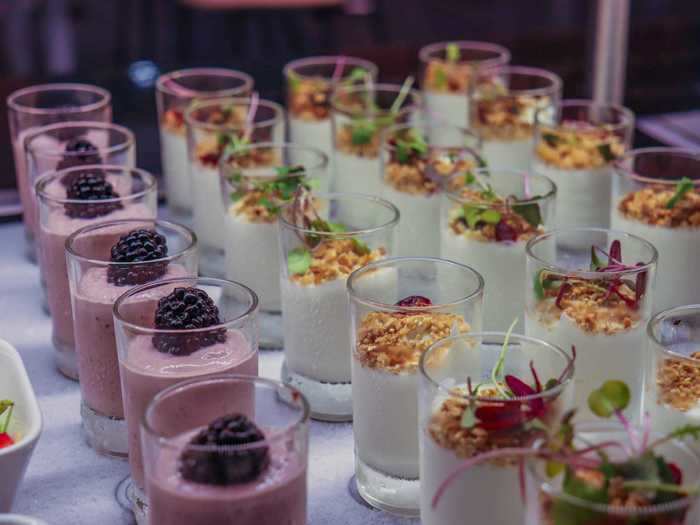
xmin=289 ymin=118 xmax=332 ymax=162
xmin=481 ymin=138 xmax=534 ymax=172
xmin=422 ymin=56 xmax=470 ymax=137
xmin=383 ymin=186 xmax=440 ymax=256
xmin=334 ymin=151 xmax=382 ymax=196
xmin=192 ymin=160 xmax=227 ymax=250
xmin=160 ymin=125 xmax=190 ymax=213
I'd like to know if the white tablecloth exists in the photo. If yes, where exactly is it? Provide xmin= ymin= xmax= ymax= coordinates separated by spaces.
xmin=0 ymin=219 xmax=418 ymax=525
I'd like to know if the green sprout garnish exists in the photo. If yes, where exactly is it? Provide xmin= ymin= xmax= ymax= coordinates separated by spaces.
xmin=666 ymin=177 xmax=694 ymax=209
xmin=394 ymin=130 xmax=428 ymax=164
xmin=446 ymin=43 xmax=460 ymax=63
xmin=229 ymin=165 xmax=310 ymax=216
xmin=490 ymin=318 xmax=519 ymax=398
xmin=287 ymin=247 xmax=312 ymax=275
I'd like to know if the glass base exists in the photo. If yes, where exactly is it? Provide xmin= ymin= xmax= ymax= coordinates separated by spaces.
xmin=259 ymin=310 xmax=283 ymax=349
xmin=198 ymin=246 xmax=225 ymax=278
xmin=355 ymin=457 xmax=420 ymax=517
xmin=81 ymin=402 xmax=128 ymax=458
xmin=124 ymin=477 xmax=148 ymax=525
xmin=24 ymin=229 xmax=37 ymax=263
xmin=53 ymin=336 xmax=79 ymax=381
xmin=281 ymin=360 xmax=352 ymax=422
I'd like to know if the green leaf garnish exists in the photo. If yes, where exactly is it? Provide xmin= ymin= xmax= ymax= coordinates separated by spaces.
xmin=464 ymin=171 xmax=476 ymax=186
xmin=446 ymin=43 xmax=460 ymax=62
xmin=352 ymin=238 xmax=371 ymax=255
xmin=344 ymin=67 xmax=368 ymax=85
xmin=434 ymin=68 xmax=448 ymax=90
xmin=288 ymin=71 xmax=301 ymax=92
xmin=590 ymin=246 xmax=603 ymax=271
xmin=552 ymin=467 xmax=609 ymax=525
xmin=287 ymin=248 xmax=311 ymax=275
xmin=350 ymin=119 xmax=376 ymax=145
xmin=460 ymin=406 xmax=476 ymax=428
xmin=0 ymin=400 xmax=14 ymax=434
xmin=665 ymin=423 xmax=700 ymax=441
xmin=275 ymin=165 xmax=305 ymax=177
xmin=597 ymin=143 xmax=616 ymax=163
xmin=230 ymin=191 xmax=245 ymax=203
xmin=480 ymin=209 xmax=501 ymax=224
xmin=394 ymin=131 xmax=428 ymax=164
xmin=666 ymin=177 xmax=694 ymax=209
xmin=512 ymin=202 xmax=542 ymax=228
xmin=588 ymin=380 xmax=631 ymax=417
xmin=258 ymin=197 xmax=279 ymax=214
xmin=542 ymin=132 xmax=562 ymax=147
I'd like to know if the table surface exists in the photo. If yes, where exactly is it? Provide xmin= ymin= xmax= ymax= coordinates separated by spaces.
xmin=0 ymin=218 xmax=418 ymax=525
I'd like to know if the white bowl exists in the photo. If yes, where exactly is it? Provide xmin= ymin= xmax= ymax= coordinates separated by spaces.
xmin=0 ymin=515 xmax=47 ymax=525
xmin=0 ymin=340 xmax=42 ymax=512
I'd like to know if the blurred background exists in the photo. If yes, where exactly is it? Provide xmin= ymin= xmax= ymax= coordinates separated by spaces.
xmin=1 ymin=0 xmax=699 ymax=206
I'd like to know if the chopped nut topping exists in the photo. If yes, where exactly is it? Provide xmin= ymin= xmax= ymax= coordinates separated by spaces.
xmin=384 ymin=152 xmax=474 ymax=195
xmin=536 ymin=125 xmax=625 ymax=170
xmin=194 ymin=134 xmax=224 ymax=168
xmin=471 ymin=91 xmax=548 ymax=141
xmin=290 ymin=239 xmax=385 ymax=286
xmin=535 ymin=279 xmax=640 ymax=335
xmin=618 ymin=186 xmax=700 ymax=228
xmin=288 ymin=77 xmax=332 ymax=121
xmin=162 ymin=108 xmax=185 ymax=135
xmin=226 ymin=146 xmax=278 ymax=170
xmin=657 ymin=352 xmax=700 ymax=411
xmin=356 ymin=311 xmax=469 ymax=373
xmin=423 ymin=60 xmax=471 ymax=93
xmin=335 ymin=122 xmax=382 ymax=158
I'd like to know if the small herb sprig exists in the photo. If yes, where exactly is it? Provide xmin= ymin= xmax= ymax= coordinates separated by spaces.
xmin=229 ymin=165 xmax=313 ymax=216
xmin=666 ymin=177 xmax=694 ymax=209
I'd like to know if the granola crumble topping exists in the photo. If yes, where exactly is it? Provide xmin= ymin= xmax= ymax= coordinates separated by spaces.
xmin=288 ymin=77 xmax=332 ymax=121
xmin=290 ymin=239 xmax=385 ymax=286
xmin=162 ymin=108 xmax=185 ymax=135
xmin=535 ymin=124 xmax=625 ymax=170
xmin=424 ymin=60 xmax=471 ymax=93
xmin=618 ymin=186 xmax=700 ymax=228
xmin=656 ymin=351 xmax=700 ymax=411
xmin=471 ymin=93 xmax=547 ymax=141
xmin=384 ymin=153 xmax=474 ymax=195
xmin=356 ymin=311 xmax=469 ymax=373
xmin=230 ymin=191 xmax=277 ymax=223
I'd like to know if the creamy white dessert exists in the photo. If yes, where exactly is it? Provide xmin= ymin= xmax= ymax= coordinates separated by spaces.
xmin=422 ymin=57 xmax=470 ymax=139
xmin=160 ymin=109 xmax=191 ymax=213
xmin=287 ymin=76 xmax=333 ymax=162
xmin=611 ymin=184 xmax=700 ymax=311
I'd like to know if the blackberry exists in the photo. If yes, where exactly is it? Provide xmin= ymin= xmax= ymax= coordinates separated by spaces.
xmin=152 ymin=287 xmax=227 ymax=355
xmin=57 ymin=138 xmax=102 ymax=177
xmin=178 ymin=414 xmax=269 ymax=486
xmin=107 ymin=229 xmax=168 ymax=286
xmin=64 ymin=170 xmax=123 ymax=219
xmin=395 ymin=295 xmax=433 ymax=308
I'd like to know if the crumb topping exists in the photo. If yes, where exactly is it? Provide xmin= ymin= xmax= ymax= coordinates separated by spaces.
xmin=287 ymin=77 xmax=332 ymax=121
xmin=535 ymin=125 xmax=625 ymax=169
xmin=335 ymin=122 xmax=383 ymax=158
xmin=471 ymin=92 xmax=548 ymax=141
xmin=618 ymin=186 xmax=700 ymax=228
xmin=384 ymin=152 xmax=474 ymax=195
xmin=356 ymin=311 xmax=469 ymax=373
xmin=656 ymin=352 xmax=700 ymax=412
xmin=423 ymin=60 xmax=471 ymax=93
xmin=290 ymin=239 xmax=385 ymax=285
xmin=162 ymin=108 xmax=185 ymax=135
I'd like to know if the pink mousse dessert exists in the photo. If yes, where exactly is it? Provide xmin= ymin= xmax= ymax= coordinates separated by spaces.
xmin=36 ymin=166 xmax=156 ymax=379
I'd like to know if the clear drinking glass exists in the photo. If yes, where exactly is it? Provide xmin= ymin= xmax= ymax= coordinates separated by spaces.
xmin=347 ymin=257 xmax=484 ymax=516
xmin=278 ymin=192 xmax=399 ymax=421
xmin=380 ymin=119 xmax=482 ymax=257
xmin=185 ymin=96 xmax=286 ymax=277
xmin=525 ymin=228 xmax=658 ymax=420
xmin=470 ymin=65 xmax=562 ymax=172
xmin=330 ymin=83 xmax=423 ymax=202
xmin=441 ymin=167 xmax=556 ymax=331
xmin=35 ymin=165 xmax=157 ymax=379
xmin=113 ymin=277 xmax=259 ymax=521
xmin=534 ymin=99 xmax=634 ymax=229
xmin=65 ymin=219 xmax=198 ymax=456
xmin=142 ymin=375 xmax=309 ymax=525
xmin=611 ymin=148 xmax=700 ymax=312
xmin=418 ymin=41 xmax=510 ymax=135
xmin=7 ymin=83 xmax=112 ymax=261
xmin=525 ymin=422 xmax=700 ymax=525
xmin=647 ymin=304 xmax=700 ymax=454
xmin=156 ymin=68 xmax=254 ymax=217
xmin=420 ymin=332 xmax=574 ymax=525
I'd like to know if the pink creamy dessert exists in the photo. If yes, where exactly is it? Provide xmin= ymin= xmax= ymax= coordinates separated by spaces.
xmin=121 ymin=330 xmax=258 ymax=488
xmin=148 ymin=431 xmax=306 ymax=525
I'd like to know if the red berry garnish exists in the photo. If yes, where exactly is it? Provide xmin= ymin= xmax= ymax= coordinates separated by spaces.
xmin=668 ymin=462 xmax=683 ymax=485
xmin=0 ymin=433 xmax=14 ymax=449
xmin=395 ymin=295 xmax=433 ymax=307
xmin=495 ymin=220 xmax=517 ymax=242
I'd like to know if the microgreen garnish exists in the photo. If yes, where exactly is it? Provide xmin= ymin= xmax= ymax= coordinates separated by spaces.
xmin=666 ymin=177 xmax=694 ymax=209
xmin=228 ymin=165 xmax=311 ymax=217
xmin=287 ymin=247 xmax=311 ymax=275
xmin=446 ymin=42 xmax=460 ymax=63
xmin=288 ymin=71 xmax=301 ymax=92
xmin=542 ymin=132 xmax=563 ymax=147
xmin=0 ymin=400 xmax=14 ymax=434
xmin=392 ymin=130 xmax=428 ymax=164
xmin=344 ymin=67 xmax=369 ymax=85
xmin=597 ymin=143 xmax=616 ymax=163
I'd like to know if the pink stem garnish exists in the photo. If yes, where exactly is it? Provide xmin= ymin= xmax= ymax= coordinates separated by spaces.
xmin=242 ymin=92 xmax=260 ymax=143
xmin=614 ymin=409 xmax=639 ymax=455
xmin=331 ymin=56 xmax=347 ymax=84
xmin=557 ymin=346 xmax=576 ymax=383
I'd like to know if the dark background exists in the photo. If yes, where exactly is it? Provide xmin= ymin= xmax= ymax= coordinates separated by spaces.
xmin=1 ymin=0 xmax=699 ymax=192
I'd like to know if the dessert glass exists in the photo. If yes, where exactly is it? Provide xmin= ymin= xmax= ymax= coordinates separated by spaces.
xmin=347 ymin=257 xmax=484 ymax=516
xmin=66 ymin=219 xmax=198 ymax=457
xmin=330 ymin=83 xmax=422 ymax=208
xmin=156 ymin=68 xmax=254 ymax=217
xmin=441 ymin=168 xmax=556 ymax=331
xmin=646 ymin=304 xmax=700 ymax=453
xmin=113 ymin=277 xmax=259 ymax=521
xmin=611 ymin=148 xmax=700 ymax=311
xmin=35 ymin=165 xmax=157 ymax=379
xmin=534 ymin=99 xmax=634 ymax=230
xmin=284 ymin=55 xmax=378 ymax=167
xmin=185 ymin=96 xmax=286 ymax=277
xmin=142 ymin=375 xmax=309 ymax=525
xmin=470 ymin=66 xmax=562 ymax=172
xmin=525 ymin=228 xmax=657 ymax=421
xmin=278 ymin=192 xmax=399 ymax=421
xmin=525 ymin=422 xmax=700 ymax=525
xmin=419 ymin=41 xmax=510 ymax=137
xmin=7 ymin=83 xmax=112 ymax=261
xmin=380 ymin=120 xmax=482 ymax=257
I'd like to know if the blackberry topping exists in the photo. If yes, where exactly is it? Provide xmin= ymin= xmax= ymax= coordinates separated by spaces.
xmin=64 ymin=170 xmax=123 ymax=219
xmin=57 ymin=138 xmax=102 ymax=177
xmin=152 ymin=287 xmax=227 ymax=355
xmin=107 ymin=229 xmax=168 ymax=286
xmin=179 ymin=414 xmax=269 ymax=485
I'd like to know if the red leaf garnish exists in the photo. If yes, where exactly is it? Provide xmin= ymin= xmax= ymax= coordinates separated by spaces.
xmin=0 ymin=433 xmax=14 ymax=449
xmin=495 ymin=220 xmax=517 ymax=242
xmin=609 ymin=240 xmax=622 ymax=263
xmin=199 ymin=152 xmax=221 ymax=167
xmin=529 ymin=361 xmax=542 ymax=393
xmin=506 ymin=374 xmax=545 ymax=416
xmin=474 ymin=403 xmax=524 ymax=430
xmin=668 ymin=462 xmax=683 ymax=485
xmin=395 ymin=295 xmax=432 ymax=307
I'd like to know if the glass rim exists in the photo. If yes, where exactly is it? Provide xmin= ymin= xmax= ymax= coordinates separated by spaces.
xmin=218 ymin=141 xmax=329 ymax=175
xmin=156 ymin=68 xmax=254 ymax=98
xmin=529 ymin=420 xmax=700 ymax=515
xmin=7 ymin=83 xmax=111 ymax=116
xmin=65 ymin=218 xmax=198 ymax=266
xmin=346 ymin=256 xmax=485 ymax=311
xmin=525 ymin=227 xmax=658 ymax=278
xmin=142 ymin=374 xmax=310 ymax=452
xmin=277 ymin=191 xmax=400 ymax=236
xmin=184 ymin=96 xmax=285 ymax=132
xmin=113 ymin=276 xmax=259 ymax=336
xmin=647 ymin=303 xmax=700 ymax=362
xmin=34 ymin=164 xmax=157 ymax=206
xmin=283 ymin=55 xmax=379 ymax=81
xmin=381 ymin=119 xmax=481 ymax=152
xmin=444 ymin=168 xmax=557 ymax=205
xmin=330 ymin=82 xmax=423 ymax=117
xmin=475 ymin=65 xmax=563 ymax=97
xmin=24 ymin=121 xmax=135 ymax=159
xmin=614 ymin=147 xmax=700 ymax=187
xmin=535 ymin=98 xmax=635 ymax=133
xmin=418 ymin=40 xmax=511 ymax=67
xmin=419 ymin=331 xmax=575 ymax=403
